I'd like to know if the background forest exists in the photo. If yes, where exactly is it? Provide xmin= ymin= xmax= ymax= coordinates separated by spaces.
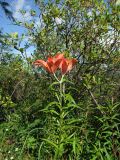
xmin=0 ymin=0 xmax=120 ymax=159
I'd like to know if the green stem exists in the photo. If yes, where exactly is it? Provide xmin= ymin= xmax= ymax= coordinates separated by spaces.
xmin=53 ymin=73 xmax=60 ymax=82
xmin=56 ymin=76 xmax=65 ymax=159
xmin=53 ymin=75 xmax=65 ymax=159
xmin=60 ymin=81 xmax=63 ymax=107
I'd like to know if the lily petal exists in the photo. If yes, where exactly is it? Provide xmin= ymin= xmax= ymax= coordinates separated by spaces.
xmin=67 ymin=59 xmax=77 ymax=72
xmin=54 ymin=53 xmax=64 ymax=60
xmin=33 ymin=60 xmax=51 ymax=73
xmin=60 ymin=59 xmax=68 ymax=75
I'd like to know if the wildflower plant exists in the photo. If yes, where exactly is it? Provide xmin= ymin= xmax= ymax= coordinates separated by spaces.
xmin=33 ymin=53 xmax=80 ymax=159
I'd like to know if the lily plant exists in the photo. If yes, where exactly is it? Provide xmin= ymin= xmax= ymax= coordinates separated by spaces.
xmin=33 ymin=53 xmax=78 ymax=159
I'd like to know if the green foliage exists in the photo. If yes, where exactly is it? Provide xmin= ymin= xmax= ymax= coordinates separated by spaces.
xmin=0 ymin=0 xmax=120 ymax=159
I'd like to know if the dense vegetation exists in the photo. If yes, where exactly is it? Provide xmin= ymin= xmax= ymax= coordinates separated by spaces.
xmin=0 ymin=0 xmax=120 ymax=159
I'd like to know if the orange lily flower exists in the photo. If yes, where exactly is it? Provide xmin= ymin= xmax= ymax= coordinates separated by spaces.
xmin=33 ymin=53 xmax=77 ymax=75
xmin=59 ymin=58 xmax=77 ymax=75
xmin=33 ymin=53 xmax=64 ymax=74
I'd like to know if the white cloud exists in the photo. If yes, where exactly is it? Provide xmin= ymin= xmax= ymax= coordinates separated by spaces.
xmin=25 ymin=5 xmax=31 ymax=10
xmin=34 ymin=16 xmax=45 ymax=29
xmin=13 ymin=0 xmax=32 ymax=22
xmin=55 ymin=17 xmax=63 ymax=25
xmin=15 ymin=0 xmax=25 ymax=11
xmin=99 ymin=27 xmax=119 ymax=48
xmin=24 ymin=12 xmax=32 ymax=21
xmin=34 ymin=17 xmax=41 ymax=28
xmin=13 ymin=0 xmax=25 ymax=18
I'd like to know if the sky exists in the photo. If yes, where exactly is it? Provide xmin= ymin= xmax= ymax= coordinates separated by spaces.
xmin=0 ymin=0 xmax=40 ymax=57
xmin=0 ymin=0 xmax=39 ymax=33
xmin=0 ymin=0 xmax=119 ymax=57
